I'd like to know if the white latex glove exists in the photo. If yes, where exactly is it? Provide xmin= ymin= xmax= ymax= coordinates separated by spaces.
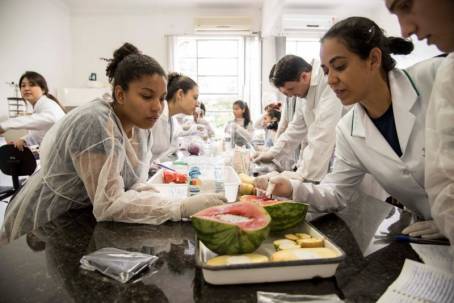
xmin=254 ymin=171 xmax=280 ymax=191
xmin=130 ymin=182 xmax=160 ymax=193
xmin=181 ymin=193 xmax=227 ymax=218
xmin=401 ymin=220 xmax=444 ymax=239
xmin=279 ymin=170 xmax=305 ymax=182
xmin=265 ymin=174 xmax=293 ymax=198
xmin=252 ymin=151 xmax=275 ymax=163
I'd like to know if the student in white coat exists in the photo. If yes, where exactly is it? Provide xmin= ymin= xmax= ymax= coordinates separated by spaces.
xmin=253 ymin=55 xmax=343 ymax=182
xmin=257 ymin=17 xmax=443 ymax=238
xmin=0 ymin=71 xmax=65 ymax=150
xmin=225 ymin=100 xmax=254 ymax=146
xmin=151 ymin=72 xmax=199 ymax=162
xmin=385 ymin=0 xmax=454 ymax=246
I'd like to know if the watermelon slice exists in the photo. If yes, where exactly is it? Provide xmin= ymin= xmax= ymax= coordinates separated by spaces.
xmin=191 ymin=202 xmax=271 ymax=255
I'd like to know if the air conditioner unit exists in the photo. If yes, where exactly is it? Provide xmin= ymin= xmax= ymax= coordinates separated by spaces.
xmin=281 ymin=14 xmax=335 ymax=33
xmin=194 ymin=16 xmax=252 ymax=33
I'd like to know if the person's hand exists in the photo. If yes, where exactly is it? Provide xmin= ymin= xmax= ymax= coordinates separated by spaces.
xmin=252 ymin=151 xmax=275 ymax=163
xmin=181 ymin=193 xmax=227 ymax=218
xmin=14 ymin=139 xmax=27 ymax=151
xmin=130 ymin=182 xmax=160 ymax=193
xmin=401 ymin=220 xmax=444 ymax=239
xmin=265 ymin=174 xmax=293 ymax=198
xmin=279 ymin=170 xmax=305 ymax=182
xmin=254 ymin=171 xmax=280 ymax=191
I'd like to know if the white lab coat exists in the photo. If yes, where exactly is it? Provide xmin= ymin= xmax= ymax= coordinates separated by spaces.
xmin=150 ymin=101 xmax=180 ymax=162
xmin=425 ymin=53 xmax=454 ymax=245
xmin=291 ymin=58 xmax=442 ymax=220
xmin=269 ymin=59 xmax=344 ymax=182
xmin=275 ymin=96 xmax=297 ymax=138
xmin=225 ymin=118 xmax=254 ymax=143
xmin=0 ymin=95 xmax=65 ymax=146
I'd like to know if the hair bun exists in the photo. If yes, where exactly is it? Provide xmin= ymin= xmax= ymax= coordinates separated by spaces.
xmin=106 ymin=43 xmax=141 ymax=82
xmin=167 ymin=72 xmax=182 ymax=85
xmin=387 ymin=37 xmax=414 ymax=55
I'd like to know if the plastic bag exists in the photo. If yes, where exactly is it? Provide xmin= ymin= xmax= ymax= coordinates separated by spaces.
xmin=257 ymin=292 xmax=344 ymax=303
xmin=80 ymin=247 xmax=158 ymax=283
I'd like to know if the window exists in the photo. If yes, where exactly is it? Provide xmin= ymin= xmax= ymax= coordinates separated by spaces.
xmin=170 ymin=36 xmax=260 ymax=136
xmin=286 ymin=38 xmax=321 ymax=63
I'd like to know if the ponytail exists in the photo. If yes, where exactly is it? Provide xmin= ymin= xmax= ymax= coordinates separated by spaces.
xmin=322 ymin=17 xmax=414 ymax=72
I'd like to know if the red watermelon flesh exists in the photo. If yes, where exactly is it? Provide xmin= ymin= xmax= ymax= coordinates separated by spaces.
xmin=194 ymin=202 xmax=269 ymax=230
xmin=192 ymin=202 xmax=271 ymax=255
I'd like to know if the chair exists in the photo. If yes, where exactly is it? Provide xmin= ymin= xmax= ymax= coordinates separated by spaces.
xmin=0 ymin=144 xmax=37 ymax=201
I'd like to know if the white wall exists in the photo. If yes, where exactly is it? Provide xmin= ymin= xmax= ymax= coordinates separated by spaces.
xmin=70 ymin=7 xmax=261 ymax=87
xmin=0 ymin=0 xmax=72 ymax=120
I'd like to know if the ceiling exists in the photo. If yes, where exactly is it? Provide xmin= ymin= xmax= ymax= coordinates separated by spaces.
xmin=61 ymin=0 xmax=383 ymax=11
xmin=62 ymin=0 xmax=264 ymax=10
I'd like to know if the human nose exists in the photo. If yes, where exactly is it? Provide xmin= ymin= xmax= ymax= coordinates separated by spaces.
xmin=151 ymin=98 xmax=162 ymax=115
xmin=398 ymin=16 xmax=416 ymax=39
xmin=326 ymin=70 xmax=338 ymax=86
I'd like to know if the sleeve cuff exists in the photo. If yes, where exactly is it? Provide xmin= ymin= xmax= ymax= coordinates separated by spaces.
xmin=170 ymin=199 xmax=182 ymax=221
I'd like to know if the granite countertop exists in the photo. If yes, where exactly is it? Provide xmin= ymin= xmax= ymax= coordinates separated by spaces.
xmin=0 ymin=195 xmax=420 ymax=303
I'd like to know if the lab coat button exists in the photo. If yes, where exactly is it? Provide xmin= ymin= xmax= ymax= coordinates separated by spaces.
xmin=403 ymin=168 xmax=409 ymax=175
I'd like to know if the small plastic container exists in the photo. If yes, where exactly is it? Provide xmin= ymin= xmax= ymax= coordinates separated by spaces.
xmin=195 ymin=222 xmax=346 ymax=285
xmin=148 ymin=166 xmax=240 ymax=202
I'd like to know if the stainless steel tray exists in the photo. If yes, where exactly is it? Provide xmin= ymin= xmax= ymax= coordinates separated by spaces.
xmin=195 ymin=221 xmax=345 ymax=285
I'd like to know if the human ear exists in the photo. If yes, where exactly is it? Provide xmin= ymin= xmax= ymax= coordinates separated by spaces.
xmin=114 ymin=85 xmax=125 ymax=104
xmin=369 ymin=47 xmax=382 ymax=71
xmin=177 ymin=88 xmax=184 ymax=100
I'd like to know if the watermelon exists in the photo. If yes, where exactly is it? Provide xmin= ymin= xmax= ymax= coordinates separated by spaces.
xmin=240 ymin=195 xmax=308 ymax=232
xmin=191 ymin=202 xmax=271 ymax=255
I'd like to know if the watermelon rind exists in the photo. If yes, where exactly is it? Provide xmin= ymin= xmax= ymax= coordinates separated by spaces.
xmin=191 ymin=202 xmax=271 ymax=255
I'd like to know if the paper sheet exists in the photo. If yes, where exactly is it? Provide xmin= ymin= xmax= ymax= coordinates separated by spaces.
xmin=377 ymin=259 xmax=454 ymax=303
xmin=410 ymin=243 xmax=454 ymax=274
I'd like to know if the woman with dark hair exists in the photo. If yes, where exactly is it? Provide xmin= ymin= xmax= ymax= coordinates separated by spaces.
xmin=257 ymin=17 xmax=444 ymax=239
xmin=0 ymin=71 xmax=65 ymax=150
xmin=262 ymin=107 xmax=281 ymax=147
xmin=225 ymin=100 xmax=254 ymax=145
xmin=2 ymin=43 xmax=226 ymax=241
xmin=151 ymin=72 xmax=199 ymax=162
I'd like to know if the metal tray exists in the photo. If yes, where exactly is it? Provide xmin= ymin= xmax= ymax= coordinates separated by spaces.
xmin=195 ymin=222 xmax=345 ymax=285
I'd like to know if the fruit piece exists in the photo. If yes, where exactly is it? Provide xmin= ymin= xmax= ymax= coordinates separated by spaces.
xmin=271 ymin=247 xmax=338 ymax=262
xmin=239 ymin=183 xmax=256 ymax=196
xmin=285 ymin=234 xmax=299 ymax=241
xmin=297 ymin=238 xmax=324 ymax=248
xmin=163 ymin=170 xmax=188 ymax=184
xmin=239 ymin=173 xmax=255 ymax=185
xmin=273 ymin=239 xmax=298 ymax=250
xmin=240 ymin=195 xmax=309 ymax=231
xmin=206 ymin=253 xmax=268 ymax=266
xmin=188 ymin=143 xmax=201 ymax=155
xmin=295 ymin=233 xmax=311 ymax=239
xmin=192 ymin=202 xmax=271 ymax=255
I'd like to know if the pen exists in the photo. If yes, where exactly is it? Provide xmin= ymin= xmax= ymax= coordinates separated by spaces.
xmin=157 ymin=163 xmax=176 ymax=172
xmin=394 ymin=235 xmax=450 ymax=246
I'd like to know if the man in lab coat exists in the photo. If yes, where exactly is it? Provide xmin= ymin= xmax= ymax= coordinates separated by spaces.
xmin=253 ymin=55 xmax=343 ymax=183
xmin=385 ymin=0 xmax=454 ymax=250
